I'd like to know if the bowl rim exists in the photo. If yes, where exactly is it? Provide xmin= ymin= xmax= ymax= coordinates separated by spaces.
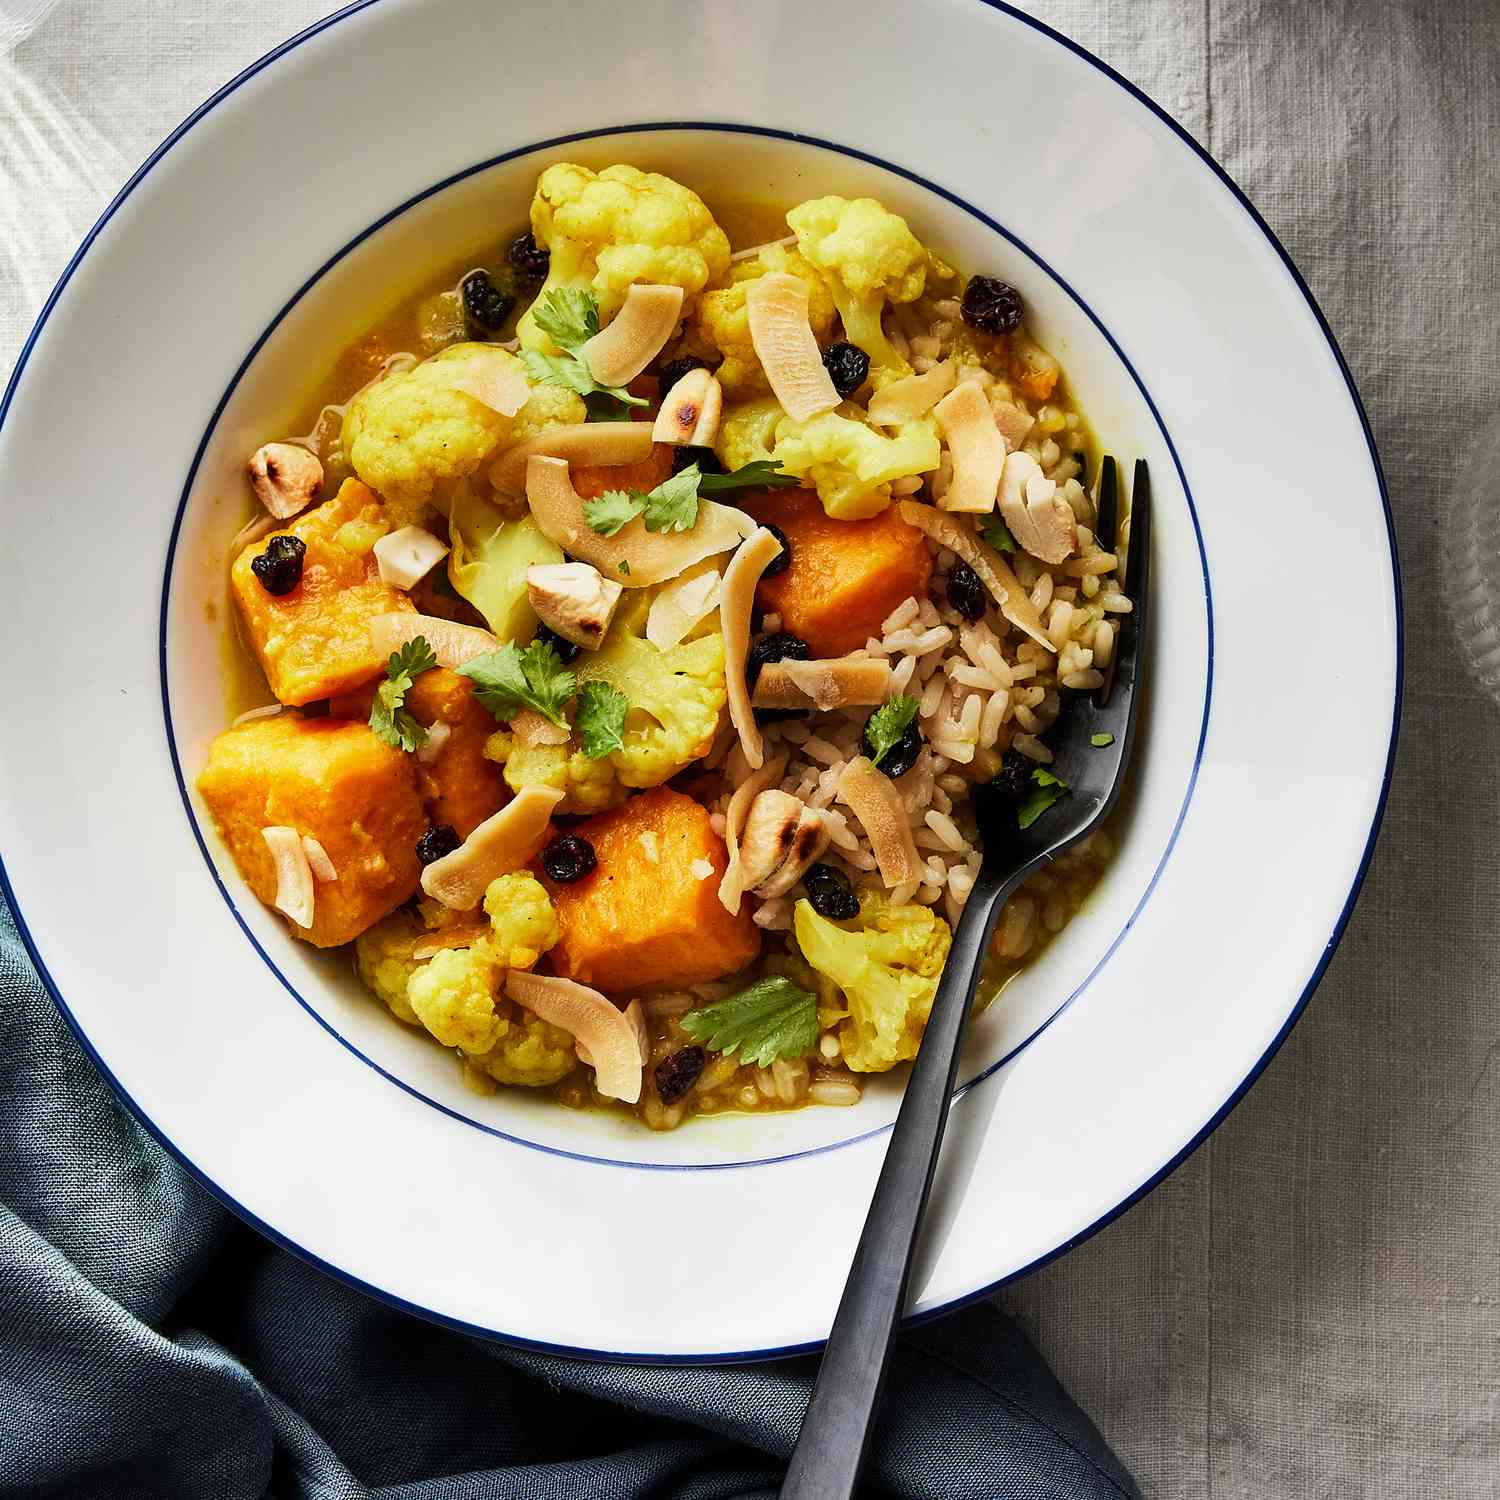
xmin=0 ymin=0 xmax=1401 ymax=1362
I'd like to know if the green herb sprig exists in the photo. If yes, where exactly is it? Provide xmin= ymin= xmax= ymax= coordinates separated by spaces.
xmin=680 ymin=976 xmax=819 ymax=1068
xmin=368 ymin=637 xmax=438 ymax=752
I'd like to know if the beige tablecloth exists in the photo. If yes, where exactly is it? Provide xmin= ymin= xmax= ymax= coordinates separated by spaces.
xmin=3 ymin=3 xmax=1496 ymax=1494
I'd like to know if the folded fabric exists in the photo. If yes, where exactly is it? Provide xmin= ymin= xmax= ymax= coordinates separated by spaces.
xmin=0 ymin=896 xmax=1140 ymax=1499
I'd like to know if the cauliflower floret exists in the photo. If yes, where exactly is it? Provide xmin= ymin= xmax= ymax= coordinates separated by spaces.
xmin=771 ymin=406 xmax=940 ymax=520
xmin=786 ymin=196 xmax=928 ymax=372
xmin=714 ymin=396 xmax=785 ymax=473
xmin=481 ymin=871 xmax=559 ymax=970
xmin=353 ymin=908 xmax=426 ymax=1025
xmin=695 ymin=243 xmax=836 ymax=393
xmin=793 ymin=893 xmax=952 ymax=1072
xmin=484 ymin=596 xmax=727 ymax=812
xmin=467 ymin=1015 xmax=577 ymax=1088
xmin=342 ymin=344 xmax=584 ymax=521
xmin=405 ymin=946 xmax=507 ymax=1053
xmin=518 ymin=164 xmax=731 ymax=352
xmin=448 ymin=487 xmax=563 ymax=641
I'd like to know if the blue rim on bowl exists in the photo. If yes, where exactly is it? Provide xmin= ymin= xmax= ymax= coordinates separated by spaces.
xmin=0 ymin=0 xmax=1400 ymax=1362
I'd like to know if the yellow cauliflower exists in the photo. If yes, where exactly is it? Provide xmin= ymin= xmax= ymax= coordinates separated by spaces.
xmin=485 ymin=596 xmax=727 ymax=813
xmin=481 ymin=872 xmax=559 ymax=970
xmin=714 ymin=396 xmax=785 ymax=473
xmin=695 ymin=243 xmax=836 ymax=393
xmin=448 ymin=487 xmax=562 ymax=641
xmin=793 ymin=894 xmax=952 ymax=1072
xmin=771 ymin=406 xmax=940 ymax=519
xmin=353 ymin=908 xmax=425 ymax=1025
xmin=467 ymin=1016 xmax=577 ymax=1088
xmin=405 ymin=946 xmax=506 ymax=1053
xmin=341 ymin=344 xmax=584 ymax=521
xmin=518 ymin=164 xmax=731 ymax=353
xmin=786 ymin=196 xmax=928 ymax=372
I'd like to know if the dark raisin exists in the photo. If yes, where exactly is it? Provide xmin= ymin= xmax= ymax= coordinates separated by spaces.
xmin=960 ymin=275 xmax=1024 ymax=336
xmin=671 ymin=443 xmax=725 ymax=476
xmin=506 ymin=232 xmax=549 ymax=280
xmin=946 ymin=560 xmax=987 ymax=622
xmin=461 ymin=270 xmax=515 ymax=334
xmin=988 ymin=749 xmax=1033 ymax=806
xmin=804 ymin=862 xmax=860 ymax=922
xmin=659 ymin=355 xmax=707 ymax=389
xmin=654 ymin=1046 xmax=707 ymax=1105
xmin=746 ymin=631 xmax=810 ymax=691
xmin=865 ymin=718 xmax=922 ymax=779
xmin=250 ymin=534 xmax=306 ymax=596
xmin=821 ymin=341 xmax=871 ymax=399
xmin=415 ymin=825 xmax=462 ymax=865
xmin=533 ymin=624 xmax=581 ymax=665
xmin=753 ymin=708 xmax=809 ymax=726
xmin=761 ymin=523 xmax=791 ymax=577
xmin=541 ymin=834 xmax=597 ymax=884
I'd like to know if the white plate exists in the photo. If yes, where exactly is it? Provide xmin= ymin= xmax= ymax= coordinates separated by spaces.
xmin=0 ymin=0 xmax=1398 ymax=1359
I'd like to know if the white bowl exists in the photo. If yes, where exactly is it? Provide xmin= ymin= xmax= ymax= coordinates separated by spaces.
xmin=0 ymin=0 xmax=1398 ymax=1359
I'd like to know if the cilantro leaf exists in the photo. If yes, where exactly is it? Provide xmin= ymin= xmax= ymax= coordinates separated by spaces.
xmin=583 ymin=466 xmax=703 ymax=536
xmin=520 ymin=289 xmax=648 ymax=413
xmin=1017 ymin=766 xmax=1069 ymax=829
xmin=530 ymin=287 xmax=599 ymax=351
xmin=458 ymin=640 xmax=576 ymax=728
xmin=576 ymin=681 xmax=628 ymax=759
xmin=368 ymin=637 xmax=438 ymax=753
xmin=1090 ymin=732 xmax=1115 ymax=748
xmin=618 ymin=560 xmax=630 ymax=575
xmin=582 ymin=489 xmax=644 ymax=537
xmin=680 ymin=976 xmax=819 ymax=1068
xmin=696 ymin=460 xmax=799 ymax=494
xmin=864 ymin=695 xmax=920 ymax=767
xmin=641 ymin=466 xmax=702 ymax=533
xmin=981 ymin=517 xmax=1017 ymax=553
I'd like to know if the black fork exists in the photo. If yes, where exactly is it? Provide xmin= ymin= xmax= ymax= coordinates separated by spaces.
xmin=780 ymin=460 xmax=1151 ymax=1500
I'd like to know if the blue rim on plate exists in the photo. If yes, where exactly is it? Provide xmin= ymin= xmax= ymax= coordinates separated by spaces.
xmin=159 ymin=118 xmax=1213 ymax=1173
xmin=0 ymin=0 xmax=1400 ymax=1363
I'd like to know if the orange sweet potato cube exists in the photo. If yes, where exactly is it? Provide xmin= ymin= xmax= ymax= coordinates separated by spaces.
xmin=230 ymin=479 xmax=414 ymax=706
xmin=196 ymin=714 xmax=426 ymax=947
xmin=545 ymin=788 xmax=760 ymax=992
xmin=327 ymin=668 xmax=510 ymax=840
xmin=748 ymin=488 xmax=933 ymax=658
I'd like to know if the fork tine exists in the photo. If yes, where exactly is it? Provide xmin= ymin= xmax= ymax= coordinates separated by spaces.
xmin=1107 ymin=460 xmax=1150 ymax=704
xmin=1096 ymin=455 xmax=1118 ymax=550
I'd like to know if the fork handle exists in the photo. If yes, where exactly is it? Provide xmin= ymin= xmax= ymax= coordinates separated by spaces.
xmin=779 ymin=865 xmax=1018 ymax=1500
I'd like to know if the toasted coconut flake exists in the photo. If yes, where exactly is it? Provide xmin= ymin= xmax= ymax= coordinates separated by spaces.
xmin=301 ymin=836 xmax=338 ymax=883
xmin=730 ymin=233 xmax=796 ymax=263
xmin=739 ymin=789 xmax=830 ymax=899
xmin=934 ymin=381 xmax=1005 ymax=514
xmin=580 ymin=283 xmax=685 ymax=388
xmin=867 ymin=361 xmax=957 ymax=426
xmin=449 ymin=358 xmax=530 ymax=416
xmin=752 ymin=656 xmax=892 ymax=711
xmin=511 ymin=708 xmax=572 ymax=747
xmin=489 ymin=422 xmax=653 ymax=495
xmin=747 ymin=272 xmax=840 ymax=422
xmin=420 ymin=786 xmax=562 ymax=910
xmin=720 ymin=526 xmax=784 ymax=771
xmin=646 ymin=567 xmax=722 ymax=650
xmin=373 ymin=525 xmax=450 ymax=590
xmin=991 ymin=400 xmax=1035 ymax=451
xmin=369 ymin=611 xmax=500 ymax=669
xmin=837 ymin=757 xmax=921 ymax=889
xmin=526 ymin=455 xmax=754 ymax=588
xmin=717 ymin=754 xmax=788 ymax=915
xmin=999 ymin=450 xmax=1078 ymax=565
xmin=248 ymin=442 xmax=322 ymax=520
xmin=261 ymin=826 xmax=315 ymax=928
xmin=652 ymin=366 xmax=724 ymax=448
xmin=898 ymin=501 xmax=1055 ymax=652
xmin=578 ymin=997 xmax=651 ymax=1072
xmin=411 ymin=923 xmax=491 ymax=961
xmin=415 ymin=721 xmax=452 ymax=764
xmin=505 ymin=971 xmax=643 ymax=1103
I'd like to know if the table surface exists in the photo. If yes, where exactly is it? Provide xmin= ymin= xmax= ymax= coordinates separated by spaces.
xmin=3 ymin=2 xmax=1496 ymax=1494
